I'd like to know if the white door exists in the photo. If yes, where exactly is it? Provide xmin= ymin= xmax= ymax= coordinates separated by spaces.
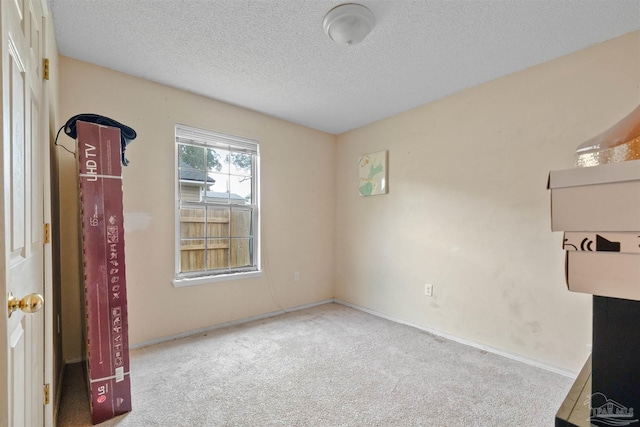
xmin=1 ymin=0 xmax=47 ymax=425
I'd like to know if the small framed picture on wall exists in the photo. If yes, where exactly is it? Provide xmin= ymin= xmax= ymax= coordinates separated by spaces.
xmin=358 ymin=150 xmax=388 ymax=196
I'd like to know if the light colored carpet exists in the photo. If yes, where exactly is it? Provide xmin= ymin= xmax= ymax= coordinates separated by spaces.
xmin=57 ymin=303 xmax=572 ymax=426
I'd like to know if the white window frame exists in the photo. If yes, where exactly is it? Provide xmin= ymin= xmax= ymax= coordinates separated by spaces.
xmin=172 ymin=124 xmax=261 ymax=287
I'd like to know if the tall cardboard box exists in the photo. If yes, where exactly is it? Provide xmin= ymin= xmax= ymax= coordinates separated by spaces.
xmin=77 ymin=121 xmax=132 ymax=424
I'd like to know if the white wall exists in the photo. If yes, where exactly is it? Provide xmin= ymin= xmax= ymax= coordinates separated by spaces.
xmin=58 ymin=57 xmax=336 ymax=361
xmin=335 ymin=31 xmax=640 ymax=374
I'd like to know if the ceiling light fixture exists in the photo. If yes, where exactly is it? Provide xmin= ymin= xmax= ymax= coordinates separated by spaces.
xmin=323 ymin=3 xmax=375 ymax=46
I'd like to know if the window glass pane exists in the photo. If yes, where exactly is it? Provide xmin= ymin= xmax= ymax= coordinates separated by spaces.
xmin=231 ymin=238 xmax=252 ymax=268
xmin=230 ymin=175 xmax=251 ymax=205
xmin=207 ymin=207 xmax=230 ymax=238
xmin=179 ymin=181 xmax=204 ymax=202
xmin=231 ymin=208 xmax=252 ymax=238
xmin=229 ymin=152 xmax=252 ymax=176
xmin=207 ymin=238 xmax=230 ymax=270
xmin=205 ymin=173 xmax=230 ymax=203
xmin=180 ymin=238 xmax=205 ymax=273
xmin=207 ymin=147 xmax=228 ymax=174
xmin=179 ymin=144 xmax=210 ymax=202
xmin=179 ymin=144 xmax=205 ymax=171
xmin=180 ymin=207 xmax=205 ymax=239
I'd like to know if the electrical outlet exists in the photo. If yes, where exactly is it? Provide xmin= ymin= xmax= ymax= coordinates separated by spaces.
xmin=424 ymin=284 xmax=433 ymax=297
xmin=294 ymin=272 xmax=300 ymax=281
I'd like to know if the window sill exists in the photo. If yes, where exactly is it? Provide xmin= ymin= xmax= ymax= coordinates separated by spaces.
xmin=172 ymin=270 xmax=262 ymax=287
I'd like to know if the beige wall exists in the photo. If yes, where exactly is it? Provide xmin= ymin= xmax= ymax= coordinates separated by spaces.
xmin=58 ymin=57 xmax=336 ymax=361
xmin=335 ymin=31 xmax=640 ymax=374
xmin=57 ymin=31 xmax=640 ymax=373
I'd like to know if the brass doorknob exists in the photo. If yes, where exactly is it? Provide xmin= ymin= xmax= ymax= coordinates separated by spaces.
xmin=7 ymin=292 xmax=44 ymax=317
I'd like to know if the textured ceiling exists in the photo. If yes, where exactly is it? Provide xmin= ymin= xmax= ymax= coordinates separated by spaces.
xmin=49 ymin=1 xmax=640 ymax=135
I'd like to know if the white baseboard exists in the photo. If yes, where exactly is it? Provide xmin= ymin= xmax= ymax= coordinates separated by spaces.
xmin=282 ymin=298 xmax=335 ymax=313
xmin=334 ymin=299 xmax=577 ymax=378
xmin=131 ymin=298 xmax=335 ymax=350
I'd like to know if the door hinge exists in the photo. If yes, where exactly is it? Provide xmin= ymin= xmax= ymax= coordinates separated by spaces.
xmin=44 ymin=383 xmax=50 ymax=405
xmin=43 ymin=58 xmax=49 ymax=80
xmin=44 ymin=223 xmax=50 ymax=244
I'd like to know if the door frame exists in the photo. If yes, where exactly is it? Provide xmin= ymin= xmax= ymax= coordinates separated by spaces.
xmin=41 ymin=2 xmax=54 ymax=424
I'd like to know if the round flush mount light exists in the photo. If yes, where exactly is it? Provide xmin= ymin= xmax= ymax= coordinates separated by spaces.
xmin=323 ymin=3 xmax=375 ymax=46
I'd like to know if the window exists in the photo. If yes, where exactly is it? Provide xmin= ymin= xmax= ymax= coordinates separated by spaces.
xmin=174 ymin=124 xmax=260 ymax=285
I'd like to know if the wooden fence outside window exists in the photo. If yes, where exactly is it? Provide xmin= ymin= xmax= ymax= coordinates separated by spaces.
xmin=179 ymin=207 xmax=252 ymax=273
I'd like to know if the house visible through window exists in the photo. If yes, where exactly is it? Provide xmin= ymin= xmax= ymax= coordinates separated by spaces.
xmin=175 ymin=124 xmax=259 ymax=282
